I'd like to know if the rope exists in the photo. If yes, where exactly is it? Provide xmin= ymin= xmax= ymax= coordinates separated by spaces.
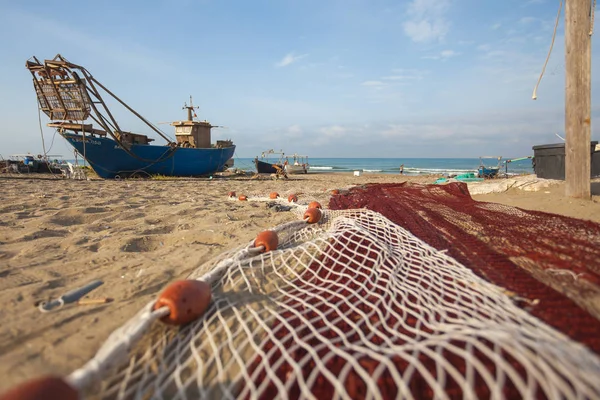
xmin=36 ymin=100 xmax=48 ymax=160
xmin=46 ymin=130 xmax=57 ymax=154
xmin=591 ymin=0 xmax=597 ymax=36
xmin=81 ymin=121 xmax=87 ymax=168
xmin=532 ymin=0 xmax=563 ymax=100
xmin=36 ymin=104 xmax=62 ymax=179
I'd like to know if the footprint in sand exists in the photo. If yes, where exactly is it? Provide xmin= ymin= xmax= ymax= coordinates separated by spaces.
xmin=141 ymin=225 xmax=175 ymax=235
xmin=121 ymin=236 xmax=163 ymax=252
xmin=21 ymin=229 xmax=69 ymax=241
xmin=117 ymin=212 xmax=146 ymax=221
xmin=83 ymin=207 xmax=109 ymax=214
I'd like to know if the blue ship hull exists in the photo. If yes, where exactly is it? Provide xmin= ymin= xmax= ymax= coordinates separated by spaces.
xmin=63 ymin=133 xmax=235 ymax=179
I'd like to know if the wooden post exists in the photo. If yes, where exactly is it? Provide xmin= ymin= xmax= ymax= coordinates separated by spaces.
xmin=565 ymin=0 xmax=592 ymax=199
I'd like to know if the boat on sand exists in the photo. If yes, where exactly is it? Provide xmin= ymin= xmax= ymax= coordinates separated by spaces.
xmin=26 ymin=54 xmax=235 ymax=179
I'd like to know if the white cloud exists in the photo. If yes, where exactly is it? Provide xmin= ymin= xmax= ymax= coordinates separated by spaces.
xmin=285 ymin=124 xmax=303 ymax=138
xmin=482 ymin=50 xmax=507 ymax=58
xmin=275 ymin=52 xmax=308 ymax=68
xmin=382 ymin=76 xmax=407 ymax=81
xmin=519 ymin=16 xmax=537 ymax=24
xmin=361 ymin=80 xmax=385 ymax=87
xmin=441 ymin=49 xmax=458 ymax=58
xmin=423 ymin=49 xmax=459 ymax=60
xmin=319 ymin=125 xmax=346 ymax=138
xmin=491 ymin=23 xmax=502 ymax=30
xmin=402 ymin=0 xmax=450 ymax=43
xmin=390 ymin=68 xmax=427 ymax=80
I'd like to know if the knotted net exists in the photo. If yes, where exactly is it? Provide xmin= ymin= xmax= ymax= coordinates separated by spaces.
xmin=79 ymin=204 xmax=600 ymax=399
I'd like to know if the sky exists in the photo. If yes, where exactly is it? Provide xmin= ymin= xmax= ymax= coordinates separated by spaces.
xmin=0 ymin=0 xmax=598 ymax=158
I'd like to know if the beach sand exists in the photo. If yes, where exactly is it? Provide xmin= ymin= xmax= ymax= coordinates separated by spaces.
xmin=1 ymin=172 xmax=599 ymax=391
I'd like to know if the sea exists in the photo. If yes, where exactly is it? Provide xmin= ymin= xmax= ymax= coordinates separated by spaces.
xmin=58 ymin=156 xmax=534 ymax=176
xmin=231 ymin=157 xmax=534 ymax=176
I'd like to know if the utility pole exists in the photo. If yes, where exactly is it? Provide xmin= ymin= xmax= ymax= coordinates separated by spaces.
xmin=565 ymin=0 xmax=592 ymax=198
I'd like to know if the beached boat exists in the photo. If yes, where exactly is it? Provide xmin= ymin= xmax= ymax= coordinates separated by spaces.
xmin=254 ymin=149 xmax=285 ymax=174
xmin=477 ymin=156 xmax=502 ymax=179
xmin=25 ymin=55 xmax=235 ymax=179
xmin=284 ymin=154 xmax=309 ymax=174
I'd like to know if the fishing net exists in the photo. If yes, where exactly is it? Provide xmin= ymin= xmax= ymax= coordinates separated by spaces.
xmin=73 ymin=190 xmax=600 ymax=400
xmin=330 ymin=182 xmax=600 ymax=353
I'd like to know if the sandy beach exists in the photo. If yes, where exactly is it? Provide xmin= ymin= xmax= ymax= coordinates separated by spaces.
xmin=1 ymin=172 xmax=599 ymax=391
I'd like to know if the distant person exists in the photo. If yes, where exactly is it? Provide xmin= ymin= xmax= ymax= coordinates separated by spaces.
xmin=400 ymin=164 xmax=404 ymax=175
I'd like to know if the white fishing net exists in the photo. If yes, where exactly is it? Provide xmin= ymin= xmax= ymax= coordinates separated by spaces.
xmin=77 ymin=207 xmax=600 ymax=399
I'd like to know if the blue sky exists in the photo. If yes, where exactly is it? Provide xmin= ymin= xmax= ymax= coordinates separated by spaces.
xmin=0 ymin=0 xmax=598 ymax=158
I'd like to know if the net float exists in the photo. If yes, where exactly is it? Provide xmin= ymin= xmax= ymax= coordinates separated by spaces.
xmin=304 ymin=208 xmax=322 ymax=224
xmin=308 ymin=201 xmax=322 ymax=209
xmin=0 ymin=376 xmax=78 ymax=400
xmin=269 ymin=192 xmax=279 ymax=199
xmin=288 ymin=194 xmax=298 ymax=203
xmin=254 ymin=230 xmax=279 ymax=253
xmin=238 ymin=195 xmax=248 ymax=201
xmin=228 ymin=191 xmax=236 ymax=198
xmin=154 ymin=280 xmax=212 ymax=325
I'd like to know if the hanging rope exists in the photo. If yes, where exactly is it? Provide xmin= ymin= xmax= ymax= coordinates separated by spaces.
xmin=81 ymin=121 xmax=87 ymax=168
xmin=532 ymin=0 xmax=564 ymax=100
xmin=591 ymin=0 xmax=597 ymax=36
xmin=37 ymin=100 xmax=48 ymax=159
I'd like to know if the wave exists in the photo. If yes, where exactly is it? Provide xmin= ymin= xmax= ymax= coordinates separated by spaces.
xmin=404 ymin=167 xmax=477 ymax=173
xmin=363 ymin=169 xmax=383 ymax=172
xmin=310 ymin=166 xmax=334 ymax=170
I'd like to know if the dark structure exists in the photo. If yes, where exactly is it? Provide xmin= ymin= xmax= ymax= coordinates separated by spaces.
xmin=532 ymin=141 xmax=599 ymax=180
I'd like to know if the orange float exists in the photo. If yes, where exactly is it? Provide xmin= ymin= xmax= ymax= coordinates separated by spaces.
xmin=331 ymin=189 xmax=340 ymax=195
xmin=288 ymin=194 xmax=298 ymax=203
xmin=0 ymin=376 xmax=78 ymax=400
xmin=269 ymin=192 xmax=279 ymax=199
xmin=304 ymin=208 xmax=322 ymax=224
xmin=228 ymin=191 xmax=236 ymax=198
xmin=254 ymin=230 xmax=279 ymax=253
xmin=238 ymin=195 xmax=248 ymax=201
xmin=308 ymin=201 xmax=322 ymax=209
xmin=153 ymin=280 xmax=212 ymax=325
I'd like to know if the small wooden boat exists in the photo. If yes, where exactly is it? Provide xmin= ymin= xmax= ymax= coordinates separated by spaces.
xmin=254 ymin=150 xmax=285 ymax=174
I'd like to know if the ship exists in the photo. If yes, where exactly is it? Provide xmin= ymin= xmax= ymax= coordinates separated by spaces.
xmin=26 ymin=54 xmax=235 ymax=179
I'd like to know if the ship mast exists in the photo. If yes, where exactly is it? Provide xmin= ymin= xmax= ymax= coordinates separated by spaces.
xmin=183 ymin=96 xmax=199 ymax=122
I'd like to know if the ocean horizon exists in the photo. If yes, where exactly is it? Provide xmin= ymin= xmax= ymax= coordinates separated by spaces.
xmin=230 ymin=157 xmax=535 ymax=176
xmin=53 ymin=155 xmax=535 ymax=176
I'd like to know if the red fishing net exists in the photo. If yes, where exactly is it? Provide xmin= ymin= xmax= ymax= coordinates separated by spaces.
xmin=330 ymin=182 xmax=600 ymax=354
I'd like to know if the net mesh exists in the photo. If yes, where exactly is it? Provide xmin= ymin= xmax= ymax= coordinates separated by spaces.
xmin=85 ymin=204 xmax=600 ymax=399
xmin=329 ymin=182 xmax=600 ymax=353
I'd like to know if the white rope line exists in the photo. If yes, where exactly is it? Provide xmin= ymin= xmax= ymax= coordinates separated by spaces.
xmin=66 ymin=305 xmax=170 ymax=391
xmin=532 ymin=0 xmax=564 ymax=100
